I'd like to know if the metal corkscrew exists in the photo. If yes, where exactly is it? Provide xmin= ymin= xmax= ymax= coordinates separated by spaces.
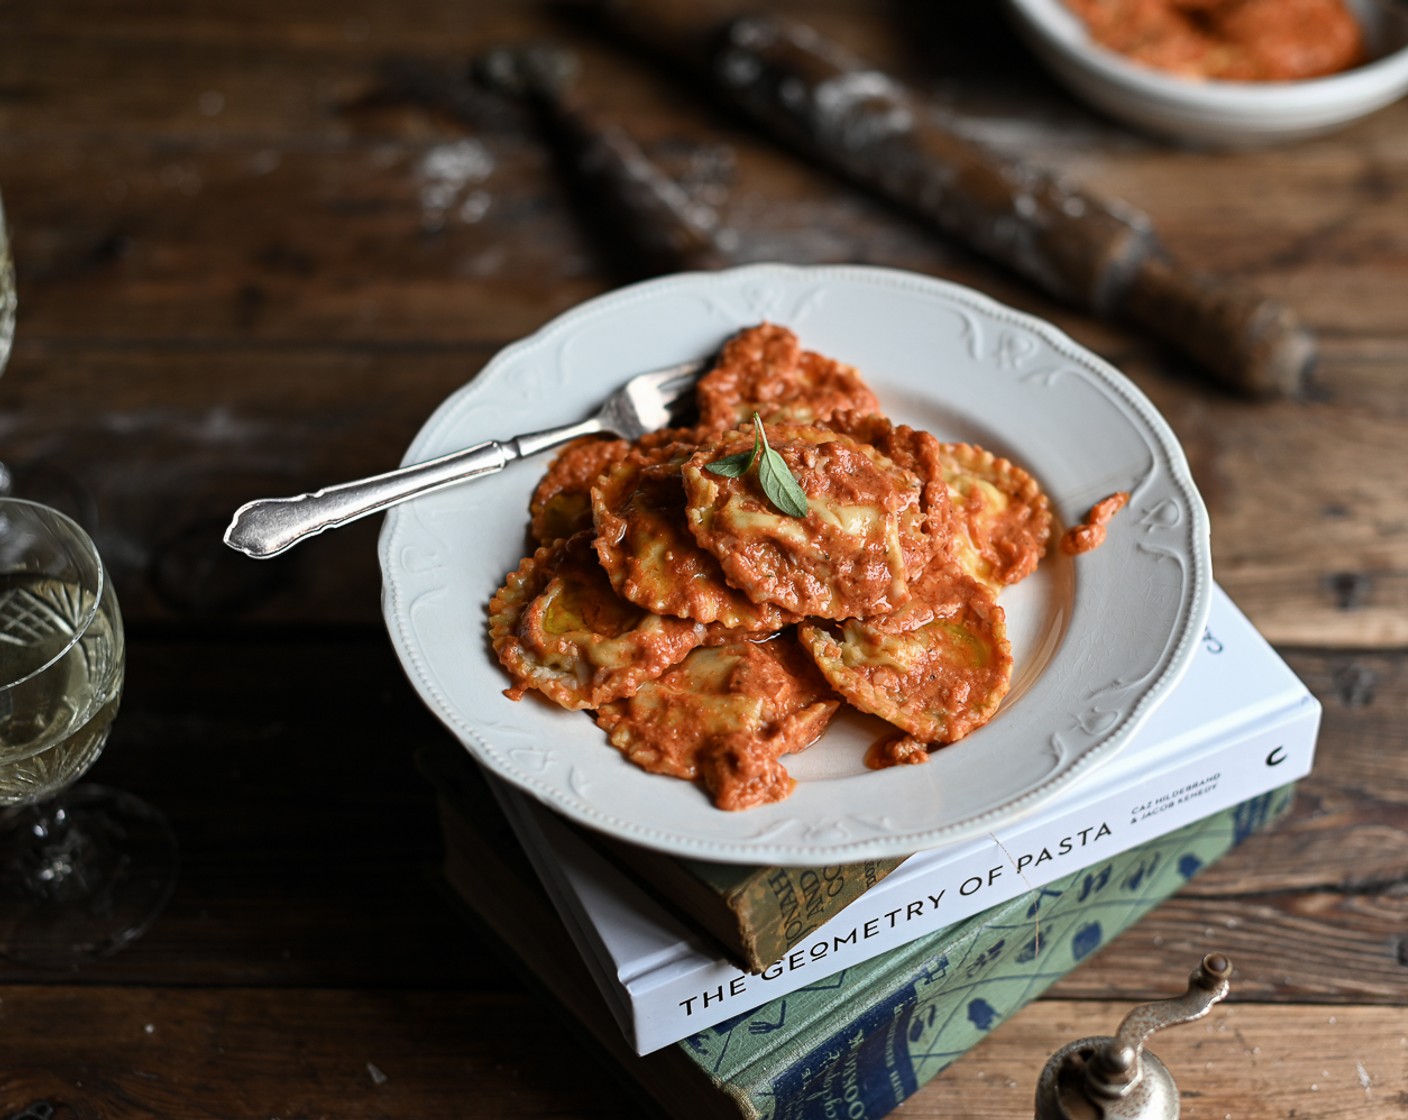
xmin=1034 ymin=953 xmax=1233 ymax=1120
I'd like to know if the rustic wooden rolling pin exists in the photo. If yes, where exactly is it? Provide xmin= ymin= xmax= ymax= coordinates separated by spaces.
xmin=380 ymin=49 xmax=730 ymax=277
xmin=398 ymin=44 xmax=733 ymax=277
xmin=595 ymin=4 xmax=1316 ymax=398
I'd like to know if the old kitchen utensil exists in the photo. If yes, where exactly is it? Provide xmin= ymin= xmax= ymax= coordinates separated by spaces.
xmin=223 ymin=356 xmax=703 ymax=558
xmin=1034 ymin=952 xmax=1234 ymax=1120
xmin=597 ymin=5 xmax=1316 ymax=398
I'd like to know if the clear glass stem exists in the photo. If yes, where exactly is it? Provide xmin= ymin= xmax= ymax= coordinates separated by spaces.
xmin=0 ymin=785 xmax=179 ymax=967
xmin=2 ymin=795 xmax=101 ymax=904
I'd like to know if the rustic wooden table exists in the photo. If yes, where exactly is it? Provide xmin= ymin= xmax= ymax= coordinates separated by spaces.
xmin=1 ymin=3 xmax=1404 ymax=1117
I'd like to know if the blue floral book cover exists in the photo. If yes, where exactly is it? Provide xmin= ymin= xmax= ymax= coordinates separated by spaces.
xmin=433 ymin=744 xmax=1293 ymax=1120
xmin=680 ymin=787 xmax=1293 ymax=1120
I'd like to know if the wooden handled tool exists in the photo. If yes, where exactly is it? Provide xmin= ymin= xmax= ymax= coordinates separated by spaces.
xmin=475 ymin=45 xmax=732 ymax=277
xmin=596 ymin=5 xmax=1316 ymax=397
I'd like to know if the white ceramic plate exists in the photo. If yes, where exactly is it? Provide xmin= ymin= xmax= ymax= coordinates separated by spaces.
xmin=380 ymin=264 xmax=1211 ymax=863
xmin=1005 ymin=0 xmax=1408 ymax=147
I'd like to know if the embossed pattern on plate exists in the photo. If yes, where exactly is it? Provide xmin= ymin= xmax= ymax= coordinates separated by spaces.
xmin=379 ymin=265 xmax=1212 ymax=863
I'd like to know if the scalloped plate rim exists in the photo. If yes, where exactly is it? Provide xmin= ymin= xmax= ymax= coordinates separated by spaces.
xmin=379 ymin=263 xmax=1212 ymax=863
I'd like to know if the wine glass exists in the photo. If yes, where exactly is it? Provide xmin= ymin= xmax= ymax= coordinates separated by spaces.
xmin=0 ymin=188 xmax=15 ymax=411
xmin=0 ymin=497 xmax=177 ymax=967
xmin=0 ymin=191 xmax=93 ymax=520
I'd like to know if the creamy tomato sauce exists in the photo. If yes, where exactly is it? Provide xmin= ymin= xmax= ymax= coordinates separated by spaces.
xmin=591 ymin=441 xmax=798 ymax=631
xmin=865 ymin=732 xmax=931 ymax=770
xmin=488 ymin=532 xmax=707 ymax=710
xmin=1060 ymin=491 xmax=1130 ymax=556
xmin=1066 ymin=0 xmax=1365 ymax=82
xmin=594 ymin=635 xmax=839 ymax=811
xmin=938 ymin=443 xmax=1051 ymax=593
xmin=683 ymin=425 xmax=916 ymax=620
xmin=827 ymin=413 xmax=954 ymax=578
xmin=488 ymin=324 xmax=1086 ymax=810
xmin=696 ymin=322 xmax=881 ymax=430
xmin=532 ymin=426 xmax=701 ymax=546
xmin=530 ymin=436 xmax=630 ymax=545
xmin=800 ymin=566 xmax=1012 ymax=745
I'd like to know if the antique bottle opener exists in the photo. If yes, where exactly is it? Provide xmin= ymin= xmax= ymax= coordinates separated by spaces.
xmin=1035 ymin=953 xmax=1233 ymax=1120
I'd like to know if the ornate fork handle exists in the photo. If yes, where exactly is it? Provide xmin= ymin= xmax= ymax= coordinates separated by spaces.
xmin=223 ymin=415 xmax=604 ymax=559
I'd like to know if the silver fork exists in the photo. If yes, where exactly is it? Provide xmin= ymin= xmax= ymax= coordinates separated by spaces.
xmin=222 ymin=357 xmax=705 ymax=559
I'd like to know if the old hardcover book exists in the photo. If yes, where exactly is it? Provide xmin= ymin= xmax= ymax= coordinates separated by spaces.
xmin=517 ymin=584 xmax=1313 ymax=976
xmin=587 ymin=834 xmax=904 ymax=973
xmin=435 ymin=760 xmax=1296 ymax=1120
xmin=492 ymin=585 xmax=1319 ymax=1053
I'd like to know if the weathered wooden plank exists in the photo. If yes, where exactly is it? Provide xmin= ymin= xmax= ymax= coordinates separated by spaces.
xmin=0 ymin=637 xmax=504 ymax=990
xmin=0 ymin=637 xmax=1397 ymax=1001
xmin=0 ymin=987 xmax=1396 ymax=1119
xmin=9 ymin=332 xmax=1408 ymax=646
xmin=933 ymin=1000 xmax=1405 ymax=1120
xmin=0 ymin=4 xmax=1119 ymax=145
xmin=2 ymin=106 xmax=1404 ymax=346
xmin=2 ymin=2 xmax=1404 ymax=352
xmin=1154 ymin=391 xmax=1408 ymax=647
xmin=3 ymin=28 xmax=1405 ymax=648
xmin=0 ymin=138 xmax=972 ymax=346
xmin=0 ymin=345 xmax=495 ymax=625
xmin=1043 ymin=646 xmax=1408 ymax=1003
xmin=0 ymin=987 xmax=629 ymax=1120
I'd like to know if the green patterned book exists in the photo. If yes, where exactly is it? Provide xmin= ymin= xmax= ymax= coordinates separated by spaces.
xmin=432 ymin=748 xmax=1294 ymax=1120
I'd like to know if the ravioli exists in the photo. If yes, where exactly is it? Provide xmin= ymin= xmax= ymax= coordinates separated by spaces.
xmin=594 ymin=635 xmax=840 ymax=810
xmin=487 ymin=324 xmax=1067 ymax=809
xmin=936 ymin=442 xmax=1052 ymax=592
xmin=682 ymin=424 xmax=917 ymax=620
xmin=530 ymin=427 xmax=701 ymax=545
xmin=591 ymin=442 xmax=798 ymax=631
xmin=798 ymin=568 xmax=1012 ymax=744
xmin=827 ymin=412 xmax=954 ymax=578
xmin=530 ymin=436 xmax=630 ymax=545
xmin=488 ymin=532 xmax=707 ymax=710
xmin=696 ymin=322 xmax=881 ymax=431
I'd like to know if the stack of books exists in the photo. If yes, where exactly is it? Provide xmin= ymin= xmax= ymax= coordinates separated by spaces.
xmin=426 ymin=586 xmax=1319 ymax=1118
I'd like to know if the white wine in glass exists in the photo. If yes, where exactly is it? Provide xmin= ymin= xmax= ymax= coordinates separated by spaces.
xmin=0 ymin=498 xmax=177 ymax=966
xmin=0 ymin=191 xmax=93 ymax=519
xmin=0 ymin=573 xmax=123 ymax=802
xmin=0 ymin=189 xmax=16 ymax=498
xmin=0 ymin=188 xmax=14 ymax=378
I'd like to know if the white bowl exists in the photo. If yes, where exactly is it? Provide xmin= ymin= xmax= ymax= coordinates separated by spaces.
xmin=1004 ymin=0 xmax=1408 ymax=146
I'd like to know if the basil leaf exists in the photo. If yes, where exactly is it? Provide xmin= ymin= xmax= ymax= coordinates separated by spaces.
xmin=706 ymin=419 xmax=763 ymax=478
xmin=705 ymin=448 xmax=756 ymax=478
xmin=758 ymin=442 xmax=810 ymax=518
xmin=705 ymin=413 xmax=809 ymax=518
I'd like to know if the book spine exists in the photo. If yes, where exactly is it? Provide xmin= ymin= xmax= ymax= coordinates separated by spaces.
xmin=719 ymin=857 xmax=907 ymax=971
xmin=590 ymin=837 xmax=908 ymax=973
xmin=687 ymin=787 xmax=1297 ymax=1120
xmin=634 ymin=695 xmax=1319 ymax=1051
